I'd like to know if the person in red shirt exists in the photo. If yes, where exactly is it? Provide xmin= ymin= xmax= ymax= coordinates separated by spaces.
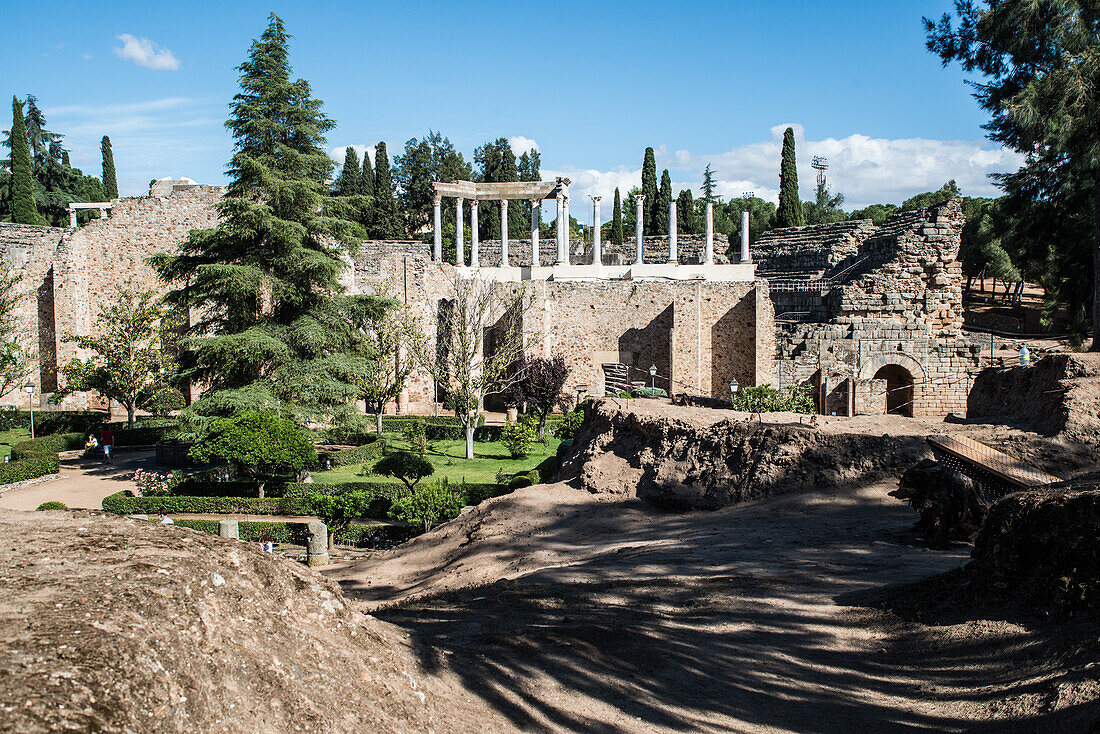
xmin=100 ymin=427 xmax=113 ymax=463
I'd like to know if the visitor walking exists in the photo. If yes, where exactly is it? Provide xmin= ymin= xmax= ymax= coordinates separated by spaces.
xmin=100 ymin=426 xmax=113 ymax=463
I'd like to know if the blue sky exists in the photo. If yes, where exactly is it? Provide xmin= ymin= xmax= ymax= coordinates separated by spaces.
xmin=2 ymin=0 xmax=1018 ymax=218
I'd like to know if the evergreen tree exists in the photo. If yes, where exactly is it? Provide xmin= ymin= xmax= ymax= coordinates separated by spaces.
xmin=611 ymin=187 xmax=624 ymax=246
xmin=518 ymin=149 xmax=541 ymax=181
xmin=776 ymin=126 xmax=804 ymax=228
xmin=641 ymin=147 xmax=657 ymax=234
xmin=360 ymin=147 xmax=374 ymax=196
xmin=333 ymin=146 xmax=361 ymax=196
xmin=395 ymin=131 xmax=471 ymax=239
xmin=701 ymin=163 xmax=717 ymax=204
xmin=9 ymin=98 xmax=43 ymax=225
xmin=22 ymin=96 xmax=59 ymax=165
xmin=61 ymin=150 xmax=70 ymax=167
xmin=100 ymin=136 xmax=118 ymax=199
xmin=654 ymin=169 xmax=672 ymax=235
xmin=150 ymin=13 xmax=374 ymax=425
xmin=371 ymin=141 xmax=401 ymax=238
xmin=676 ymin=189 xmax=697 ymax=234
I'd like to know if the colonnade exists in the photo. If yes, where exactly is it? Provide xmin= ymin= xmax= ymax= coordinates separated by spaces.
xmin=432 ymin=190 xmax=571 ymax=267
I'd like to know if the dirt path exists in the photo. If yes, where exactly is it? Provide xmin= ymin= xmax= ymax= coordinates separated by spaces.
xmin=328 ymin=481 xmax=1095 ymax=732
xmin=0 ymin=450 xmax=153 ymax=511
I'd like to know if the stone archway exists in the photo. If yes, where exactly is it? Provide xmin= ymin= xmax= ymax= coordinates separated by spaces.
xmin=874 ymin=364 xmax=915 ymax=416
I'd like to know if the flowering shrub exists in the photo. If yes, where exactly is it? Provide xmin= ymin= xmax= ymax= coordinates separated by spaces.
xmin=133 ymin=469 xmax=179 ymax=497
xmin=501 ymin=421 xmax=536 ymax=459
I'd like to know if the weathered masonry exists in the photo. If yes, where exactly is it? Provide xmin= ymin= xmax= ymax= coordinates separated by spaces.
xmin=752 ymin=200 xmax=985 ymax=417
xmin=1 ymin=181 xmax=775 ymax=412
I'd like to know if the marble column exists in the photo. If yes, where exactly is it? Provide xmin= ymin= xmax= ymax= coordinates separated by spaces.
xmin=499 ymin=199 xmax=509 ymax=267
xmin=704 ymin=202 xmax=714 ymax=264
xmin=432 ymin=197 xmax=442 ymax=261
xmin=591 ymin=196 xmax=602 ymax=266
xmin=530 ymin=199 xmax=541 ymax=266
xmin=668 ymin=199 xmax=678 ymax=263
xmin=470 ymin=200 xmax=480 ymax=268
xmin=555 ymin=193 xmax=566 ymax=265
xmin=68 ymin=209 xmax=77 ymax=228
xmin=562 ymin=195 xmax=570 ymax=264
xmin=741 ymin=210 xmax=751 ymax=263
xmin=455 ymin=197 xmax=464 ymax=266
xmin=634 ymin=195 xmax=645 ymax=264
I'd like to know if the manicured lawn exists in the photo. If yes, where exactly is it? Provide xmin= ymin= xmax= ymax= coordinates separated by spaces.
xmin=311 ymin=433 xmax=561 ymax=485
xmin=0 ymin=428 xmax=30 ymax=460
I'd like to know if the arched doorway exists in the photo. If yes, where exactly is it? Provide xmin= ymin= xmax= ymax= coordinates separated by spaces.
xmin=874 ymin=364 xmax=914 ymax=416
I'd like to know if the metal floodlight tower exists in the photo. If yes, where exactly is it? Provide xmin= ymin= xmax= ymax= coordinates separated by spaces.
xmin=742 ymin=191 xmax=755 ymax=199
xmin=812 ymin=156 xmax=829 ymax=189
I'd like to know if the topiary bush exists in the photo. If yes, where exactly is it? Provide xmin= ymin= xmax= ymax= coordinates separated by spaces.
xmin=35 ymin=501 xmax=67 ymax=510
xmin=317 ymin=437 xmax=386 ymax=468
xmin=501 ymin=421 xmax=537 ymax=459
xmin=0 ymin=453 xmax=60 ymax=485
xmin=374 ymin=451 xmax=434 ymax=490
xmin=188 ymin=411 xmax=316 ymax=497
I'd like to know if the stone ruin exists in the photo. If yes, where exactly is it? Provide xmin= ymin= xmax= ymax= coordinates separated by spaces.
xmin=752 ymin=199 xmax=986 ymax=417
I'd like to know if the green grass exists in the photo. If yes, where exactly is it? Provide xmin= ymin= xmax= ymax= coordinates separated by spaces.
xmin=311 ymin=433 xmax=561 ymax=485
xmin=0 ymin=428 xmax=31 ymax=460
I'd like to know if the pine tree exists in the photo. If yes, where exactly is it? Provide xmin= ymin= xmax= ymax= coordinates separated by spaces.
xmin=61 ymin=150 xmax=70 ymax=167
xmin=611 ymin=187 xmax=624 ymax=246
xmin=22 ymin=96 xmax=59 ymax=165
xmin=150 ymin=13 xmax=374 ymax=424
xmin=701 ymin=163 xmax=717 ymax=204
xmin=776 ymin=127 xmax=804 ymax=228
xmin=334 ymin=146 xmax=361 ymax=196
xmin=9 ymin=97 xmax=43 ymax=225
xmin=100 ymin=136 xmax=118 ymax=199
xmin=654 ymin=169 xmax=672 ymax=235
xmin=371 ymin=141 xmax=401 ymax=238
xmin=641 ymin=147 xmax=657 ymax=234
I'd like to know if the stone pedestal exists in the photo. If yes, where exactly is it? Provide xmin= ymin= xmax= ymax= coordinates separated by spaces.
xmin=218 ymin=519 xmax=239 ymax=540
xmin=306 ymin=520 xmax=329 ymax=566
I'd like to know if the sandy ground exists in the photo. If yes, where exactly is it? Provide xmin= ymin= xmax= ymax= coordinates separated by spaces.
xmin=328 ymin=479 xmax=1099 ymax=732
xmin=0 ymin=449 xmax=154 ymax=511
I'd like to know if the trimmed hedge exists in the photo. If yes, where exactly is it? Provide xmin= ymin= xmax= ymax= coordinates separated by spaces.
xmin=36 ymin=501 xmax=68 ymax=510
xmin=0 ymin=410 xmax=104 ymax=435
xmin=171 ymin=518 xmax=418 ymax=548
xmin=318 ymin=438 xmax=386 ymax=468
xmin=102 ymin=492 xmax=312 ymax=516
xmin=0 ymin=453 xmax=60 ymax=484
xmin=10 ymin=433 xmax=85 ymax=460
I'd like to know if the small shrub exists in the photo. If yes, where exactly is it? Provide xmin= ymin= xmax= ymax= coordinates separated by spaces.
xmin=496 ymin=467 xmax=507 ymax=486
xmin=389 ymin=479 xmax=465 ymax=532
xmin=132 ymin=468 xmax=179 ymax=496
xmin=508 ymin=474 xmax=533 ymax=489
xmin=308 ymin=490 xmax=380 ymax=536
xmin=0 ymin=453 xmax=60 ymax=484
xmin=554 ymin=409 xmax=584 ymax=441
xmin=401 ymin=419 xmax=427 ymax=457
xmin=501 ymin=421 xmax=536 ymax=459
xmin=732 ymin=384 xmax=815 ymax=414
xmin=631 ymin=386 xmax=668 ymax=398
xmin=374 ymin=451 xmax=434 ymax=490
xmin=36 ymin=501 xmax=67 ymax=511
xmin=189 ymin=411 xmax=316 ymax=497
xmin=317 ymin=437 xmax=386 ymax=468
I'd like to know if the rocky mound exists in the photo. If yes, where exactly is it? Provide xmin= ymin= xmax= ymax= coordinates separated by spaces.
xmin=967 ymin=487 xmax=1100 ymax=610
xmin=967 ymin=353 xmax=1100 ymax=445
xmin=0 ymin=510 xmax=496 ymax=733
xmin=560 ymin=400 xmax=929 ymax=509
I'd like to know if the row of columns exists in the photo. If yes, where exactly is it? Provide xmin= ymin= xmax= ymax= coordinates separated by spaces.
xmin=432 ymin=193 xmax=571 ymax=267
xmin=430 ymin=193 xmax=751 ymax=266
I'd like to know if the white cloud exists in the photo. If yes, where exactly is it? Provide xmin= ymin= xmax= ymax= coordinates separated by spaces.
xmin=550 ymin=125 xmax=1023 ymax=218
xmin=113 ymin=34 xmax=180 ymax=70
xmin=508 ymin=136 xmax=539 ymax=155
xmin=331 ymin=144 xmax=380 ymax=168
xmin=82 ymin=53 xmax=93 ymax=60
xmin=45 ymin=97 xmax=194 ymax=116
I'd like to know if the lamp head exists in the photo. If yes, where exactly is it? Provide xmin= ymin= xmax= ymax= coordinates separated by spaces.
xmin=23 ymin=381 xmax=34 ymax=395
xmin=729 ymin=377 xmax=739 ymax=395
xmin=649 ymin=365 xmax=657 ymax=377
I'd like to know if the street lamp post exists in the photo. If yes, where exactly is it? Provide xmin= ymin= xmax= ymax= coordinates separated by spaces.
xmin=649 ymin=364 xmax=657 ymax=389
xmin=23 ymin=381 xmax=35 ymax=439
xmin=729 ymin=377 xmax=739 ymax=405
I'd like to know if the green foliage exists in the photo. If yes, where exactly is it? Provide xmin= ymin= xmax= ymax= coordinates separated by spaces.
xmin=401 ymin=418 xmax=427 ymax=457
xmin=10 ymin=98 xmax=43 ymax=225
xmin=776 ymin=127 xmax=804 ymax=228
xmin=554 ymin=409 xmax=584 ymax=441
xmin=641 ymin=147 xmax=658 ymax=234
xmin=171 ymin=517 xmax=415 ymax=548
xmin=723 ymin=196 xmax=776 ymax=254
xmin=374 ymin=451 xmax=434 ymax=489
xmin=701 ymin=164 xmax=717 ymax=204
xmin=188 ymin=411 xmax=316 ymax=495
xmin=654 ymin=170 xmax=672 ymax=235
xmin=732 ymin=384 xmax=815 ymax=413
xmin=901 ymin=181 xmax=960 ymax=212
xmin=102 ymin=491 xmax=311 ymax=516
xmin=370 ymin=141 xmax=402 ymax=238
xmin=318 ymin=436 xmax=386 ymax=467
xmin=676 ymin=189 xmax=698 ymax=234
xmin=848 ymin=203 xmax=900 ymax=226
xmin=36 ymin=501 xmax=67 ymax=510
xmin=308 ymin=489 xmax=379 ymax=534
xmin=11 ymin=433 xmax=85 ymax=460
xmin=150 ymin=13 xmax=376 ymax=424
xmin=395 ymin=131 xmax=472 ymax=241
xmin=388 ymin=478 xmax=465 ymax=532
xmin=100 ymin=136 xmax=118 ymax=199
xmin=611 ymin=187 xmax=624 ymax=246
xmin=501 ymin=420 xmax=536 ymax=459
xmin=0 ymin=258 xmax=32 ymax=400
xmin=631 ymin=386 xmax=667 ymax=398
xmin=0 ymin=453 xmax=59 ymax=485
xmin=333 ymin=146 xmax=361 ymax=197
xmin=55 ymin=285 xmax=174 ymax=428
xmin=804 ymin=179 xmax=846 ymax=225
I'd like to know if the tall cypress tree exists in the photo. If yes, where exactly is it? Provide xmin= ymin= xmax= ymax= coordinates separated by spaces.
xmin=10 ymin=97 xmax=43 ymax=225
xmin=334 ymin=146 xmax=361 ymax=196
xmin=776 ymin=126 xmax=804 ymax=228
xmin=654 ymin=169 xmax=672 ymax=235
xmin=677 ymin=189 xmax=696 ymax=234
xmin=371 ymin=141 xmax=401 ymax=238
xmin=61 ymin=150 xmax=70 ymax=167
xmin=641 ymin=147 xmax=657 ymax=234
xmin=151 ymin=13 xmax=373 ymax=423
xmin=360 ymin=148 xmax=374 ymax=196
xmin=100 ymin=136 xmax=118 ymax=199
xmin=611 ymin=187 xmax=624 ymax=246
